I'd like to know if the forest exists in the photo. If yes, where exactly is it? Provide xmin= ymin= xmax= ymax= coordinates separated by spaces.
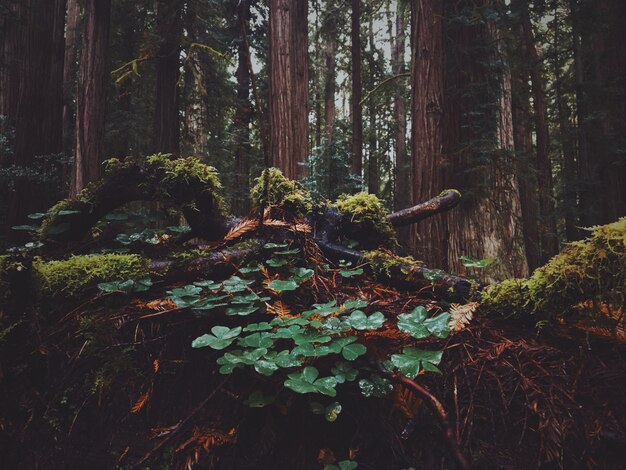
xmin=0 ymin=0 xmax=624 ymax=468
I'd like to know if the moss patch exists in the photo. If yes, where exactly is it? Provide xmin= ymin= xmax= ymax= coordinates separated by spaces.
xmin=33 ymin=254 xmax=150 ymax=296
xmin=481 ymin=217 xmax=626 ymax=320
xmin=250 ymin=168 xmax=313 ymax=216
xmin=334 ymin=192 xmax=397 ymax=249
xmin=363 ymin=249 xmax=422 ymax=277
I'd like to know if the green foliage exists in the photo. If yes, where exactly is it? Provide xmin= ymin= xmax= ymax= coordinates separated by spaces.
xmin=97 ymin=277 xmax=152 ymax=294
xmin=390 ymin=348 xmax=444 ymax=379
xmin=334 ymin=193 xmax=397 ymax=249
xmin=192 ymin=326 xmax=242 ymax=350
xmin=33 ymin=254 xmax=150 ymax=296
xmin=362 ymin=249 xmax=421 ymax=277
xmin=482 ymin=218 xmax=626 ymax=321
xmin=397 ymin=306 xmax=451 ymax=339
xmin=250 ymin=168 xmax=313 ymax=216
xmin=324 ymin=460 xmax=358 ymax=470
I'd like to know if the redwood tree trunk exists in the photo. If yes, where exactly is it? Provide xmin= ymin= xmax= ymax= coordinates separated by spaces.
xmin=269 ymin=0 xmax=309 ymax=179
xmin=392 ymin=3 xmax=408 ymax=212
xmin=233 ymin=0 xmax=253 ymax=214
xmin=516 ymin=0 xmax=559 ymax=262
xmin=63 ymin=0 xmax=80 ymax=157
xmin=153 ymin=0 xmax=182 ymax=155
xmin=72 ymin=0 xmax=111 ymax=197
xmin=350 ymin=0 xmax=363 ymax=182
xmin=1 ymin=0 xmax=66 ymax=236
xmin=410 ymin=0 xmax=445 ymax=265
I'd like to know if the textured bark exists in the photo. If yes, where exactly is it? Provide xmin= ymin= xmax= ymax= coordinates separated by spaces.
xmin=511 ymin=48 xmax=542 ymax=272
xmin=322 ymin=1 xmax=337 ymax=196
xmin=442 ymin=0 xmax=528 ymax=281
xmin=72 ymin=0 xmax=111 ymax=197
xmin=269 ymin=0 xmax=309 ymax=179
xmin=388 ymin=191 xmax=461 ymax=228
xmin=233 ymin=0 xmax=253 ymax=215
xmin=62 ymin=0 xmax=80 ymax=157
xmin=366 ymin=19 xmax=378 ymax=195
xmin=0 ymin=0 xmax=66 ymax=237
xmin=410 ymin=0 xmax=446 ymax=265
xmin=392 ymin=5 xmax=408 ymax=213
xmin=153 ymin=0 xmax=183 ymax=155
xmin=516 ymin=0 xmax=559 ymax=262
xmin=350 ymin=0 xmax=363 ymax=180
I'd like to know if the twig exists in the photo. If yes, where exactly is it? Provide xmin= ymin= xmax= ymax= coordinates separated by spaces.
xmin=132 ymin=376 xmax=230 ymax=468
xmin=379 ymin=364 xmax=471 ymax=470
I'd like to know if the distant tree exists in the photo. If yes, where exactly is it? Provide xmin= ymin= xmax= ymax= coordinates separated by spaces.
xmin=350 ymin=0 xmax=363 ymax=183
xmin=0 ymin=0 xmax=65 ymax=236
xmin=72 ymin=0 xmax=111 ymax=197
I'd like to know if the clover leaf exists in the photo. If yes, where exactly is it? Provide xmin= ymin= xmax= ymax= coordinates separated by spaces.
xmin=284 ymin=366 xmax=338 ymax=397
xmin=268 ymin=279 xmax=299 ymax=292
xmin=345 ymin=310 xmax=385 ymax=330
xmin=358 ymin=374 xmax=393 ymax=398
xmin=192 ymin=326 xmax=242 ymax=350
xmin=343 ymin=298 xmax=369 ymax=309
xmin=331 ymin=361 xmax=358 ymax=383
xmin=390 ymin=347 xmax=444 ymax=379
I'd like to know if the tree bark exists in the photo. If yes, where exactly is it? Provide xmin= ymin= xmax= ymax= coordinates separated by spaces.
xmin=410 ymin=0 xmax=446 ymax=265
xmin=62 ymin=0 xmax=80 ymax=158
xmin=350 ymin=0 xmax=363 ymax=182
xmin=153 ymin=0 xmax=182 ymax=155
xmin=515 ymin=0 xmax=559 ymax=262
xmin=366 ymin=19 xmax=378 ymax=196
xmin=269 ymin=0 xmax=309 ymax=179
xmin=72 ymin=0 xmax=111 ymax=197
xmin=392 ymin=4 xmax=408 ymax=213
xmin=233 ymin=0 xmax=253 ymax=215
xmin=0 ymin=0 xmax=66 ymax=237
xmin=322 ymin=1 xmax=337 ymax=196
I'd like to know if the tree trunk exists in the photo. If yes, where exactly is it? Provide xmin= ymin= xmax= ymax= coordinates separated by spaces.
xmin=322 ymin=1 xmax=337 ymax=197
xmin=410 ymin=0 xmax=446 ymax=265
xmin=366 ymin=18 xmax=378 ymax=196
xmin=442 ymin=0 xmax=528 ymax=281
xmin=233 ymin=0 xmax=253 ymax=215
xmin=350 ymin=0 xmax=363 ymax=182
xmin=72 ymin=0 xmax=111 ymax=197
xmin=0 ymin=0 xmax=66 ymax=237
xmin=153 ymin=0 xmax=182 ymax=155
xmin=516 ymin=0 xmax=559 ymax=262
xmin=392 ymin=3 xmax=408 ymax=209
xmin=269 ymin=0 xmax=309 ymax=179
xmin=63 ymin=0 xmax=80 ymax=158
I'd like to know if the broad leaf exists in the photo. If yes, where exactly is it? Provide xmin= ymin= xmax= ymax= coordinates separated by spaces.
xmin=390 ymin=348 xmax=443 ymax=379
xmin=268 ymin=279 xmax=299 ymax=292
xmin=192 ymin=326 xmax=242 ymax=350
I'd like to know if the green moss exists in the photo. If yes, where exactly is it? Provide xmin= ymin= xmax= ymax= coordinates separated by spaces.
xmin=334 ymin=192 xmax=397 ymax=249
xmin=363 ymin=249 xmax=421 ymax=277
xmin=250 ymin=168 xmax=313 ymax=216
xmin=481 ymin=217 xmax=626 ymax=320
xmin=33 ymin=254 xmax=150 ymax=296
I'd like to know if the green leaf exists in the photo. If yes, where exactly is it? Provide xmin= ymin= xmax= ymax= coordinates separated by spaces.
xmin=397 ymin=306 xmax=430 ymax=339
xmin=226 ymin=304 xmax=260 ymax=316
xmin=343 ymin=298 xmax=369 ymax=309
xmin=105 ymin=213 xmax=129 ymax=221
xmin=345 ymin=310 xmax=385 ymax=330
xmin=341 ymin=342 xmax=367 ymax=361
xmin=293 ymin=331 xmax=332 ymax=345
xmin=423 ymin=269 xmax=446 ymax=282
xmin=358 ymin=374 xmax=393 ymax=398
xmin=254 ymin=359 xmax=279 ymax=376
xmin=266 ymin=258 xmax=289 ymax=267
xmin=460 ymin=255 xmax=495 ymax=268
xmin=192 ymin=326 xmax=242 ymax=350
xmin=265 ymin=350 xmax=302 ymax=368
xmin=275 ymin=248 xmax=300 ymax=255
xmin=423 ymin=312 xmax=451 ymax=339
xmin=291 ymin=267 xmax=314 ymax=281
xmin=268 ymin=279 xmax=299 ymax=292
xmin=302 ymin=300 xmax=339 ymax=318
xmin=284 ymin=366 xmax=338 ymax=397
xmin=339 ymin=268 xmax=364 ymax=278
xmin=239 ymin=265 xmax=261 ymax=274
xmin=273 ymin=325 xmax=304 ymax=338
xmin=167 ymin=225 xmax=192 ymax=233
xmin=97 ymin=277 xmax=152 ymax=294
xmin=244 ymin=390 xmax=276 ymax=408
xmin=238 ymin=332 xmax=274 ymax=349
xmin=325 ymin=461 xmax=358 ymax=470
xmin=27 ymin=212 xmax=46 ymax=220
xmin=325 ymin=402 xmax=342 ymax=422
xmin=12 ymin=224 xmax=40 ymax=231
xmin=331 ymin=361 xmax=358 ymax=383
xmin=243 ymin=322 xmax=273 ymax=332
xmin=264 ymin=242 xmax=288 ymax=249
xmin=390 ymin=348 xmax=443 ymax=379
xmin=321 ymin=317 xmax=351 ymax=333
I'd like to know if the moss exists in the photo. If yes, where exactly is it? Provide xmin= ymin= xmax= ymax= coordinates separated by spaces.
xmin=33 ymin=253 xmax=150 ymax=296
xmin=39 ymin=199 xmax=76 ymax=236
xmin=250 ymin=168 xmax=313 ymax=216
xmin=334 ymin=192 xmax=397 ymax=249
xmin=481 ymin=217 xmax=626 ymax=320
xmin=146 ymin=153 xmax=227 ymax=214
xmin=363 ymin=249 xmax=421 ymax=277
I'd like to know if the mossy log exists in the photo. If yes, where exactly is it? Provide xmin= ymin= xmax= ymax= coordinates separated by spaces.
xmin=481 ymin=218 xmax=626 ymax=321
xmin=40 ymin=154 xmax=233 ymax=243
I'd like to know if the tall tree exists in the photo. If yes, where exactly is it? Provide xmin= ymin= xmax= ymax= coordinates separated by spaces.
xmin=153 ymin=0 xmax=183 ymax=155
xmin=350 ymin=0 xmax=363 ymax=182
xmin=63 ymin=0 xmax=80 ymax=157
xmin=321 ymin=0 xmax=337 ymax=195
xmin=410 ymin=0 xmax=445 ymax=263
xmin=366 ymin=16 xmax=379 ymax=195
xmin=392 ymin=2 xmax=408 ymax=213
xmin=233 ymin=0 xmax=254 ymax=214
xmin=269 ymin=0 xmax=309 ymax=179
xmin=513 ymin=0 xmax=559 ymax=262
xmin=0 ymin=0 xmax=66 ymax=234
xmin=72 ymin=0 xmax=112 ymax=197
